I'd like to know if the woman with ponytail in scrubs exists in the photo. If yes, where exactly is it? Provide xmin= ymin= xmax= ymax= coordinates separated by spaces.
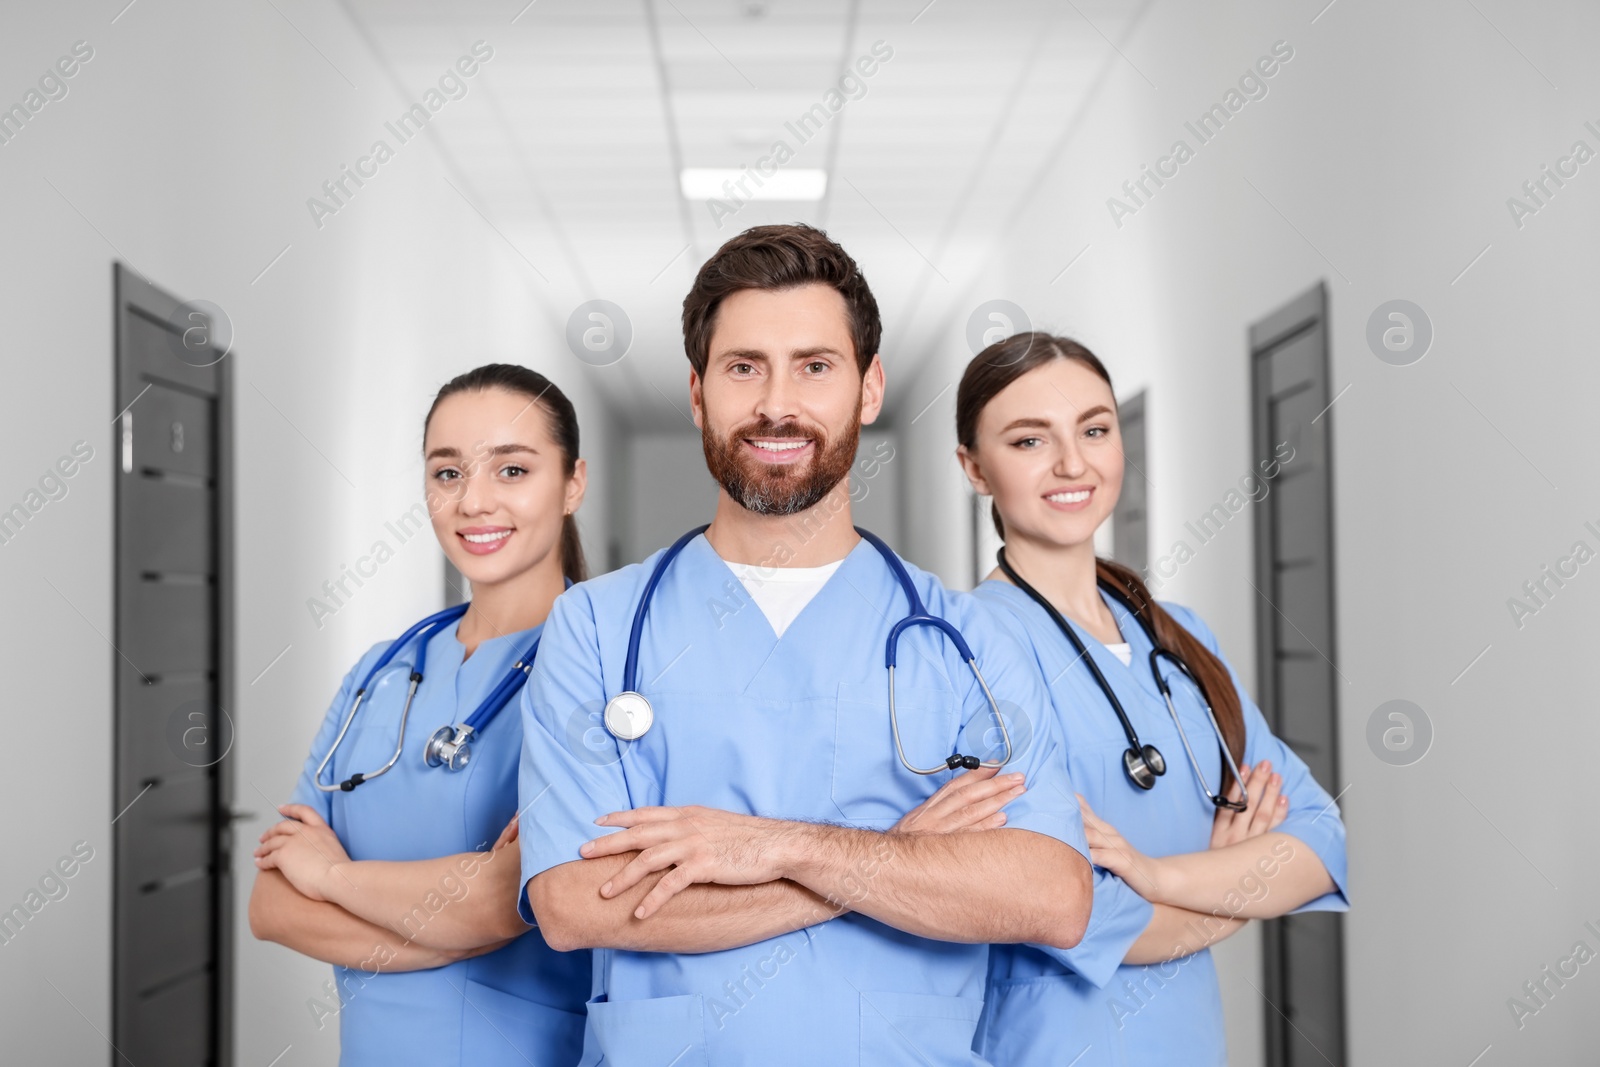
xmin=249 ymin=364 xmax=591 ymax=1067
xmin=955 ymin=334 xmax=1348 ymax=1067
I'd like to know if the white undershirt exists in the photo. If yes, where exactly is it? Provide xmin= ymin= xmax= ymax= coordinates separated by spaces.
xmin=725 ymin=559 xmax=845 ymax=637
xmin=1106 ymin=642 xmax=1133 ymax=667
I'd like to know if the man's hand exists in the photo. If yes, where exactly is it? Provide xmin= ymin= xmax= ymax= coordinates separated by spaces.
xmin=1209 ymin=761 xmax=1288 ymax=849
xmin=253 ymin=804 xmax=353 ymax=902
xmin=580 ymin=806 xmax=793 ymax=919
xmin=893 ymin=766 xmax=1025 ymax=834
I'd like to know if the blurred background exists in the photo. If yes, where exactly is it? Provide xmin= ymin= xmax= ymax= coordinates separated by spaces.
xmin=2 ymin=0 xmax=1596 ymax=1063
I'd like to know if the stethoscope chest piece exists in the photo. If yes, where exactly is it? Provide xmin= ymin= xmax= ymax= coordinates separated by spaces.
xmin=316 ymin=596 xmax=564 ymax=792
xmin=1123 ymin=743 xmax=1166 ymax=790
xmin=423 ymin=724 xmax=474 ymax=772
xmin=996 ymin=548 xmax=1248 ymax=811
xmin=603 ymin=691 xmax=653 ymax=741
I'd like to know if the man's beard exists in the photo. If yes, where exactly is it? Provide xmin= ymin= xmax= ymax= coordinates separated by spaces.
xmin=701 ymin=408 xmax=861 ymax=516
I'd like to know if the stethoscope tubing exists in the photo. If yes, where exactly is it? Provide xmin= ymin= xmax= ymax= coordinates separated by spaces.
xmin=312 ymin=605 xmax=467 ymax=792
xmin=995 ymin=551 xmax=1146 ymax=750
xmin=610 ymin=526 xmax=1011 ymax=775
xmin=995 ymin=549 xmax=1247 ymax=811
xmin=620 ymin=524 xmax=709 ymax=695
xmin=313 ymin=603 xmax=541 ymax=791
xmin=1151 ymin=648 xmax=1249 ymax=813
xmin=856 ymin=527 xmax=1010 ymax=774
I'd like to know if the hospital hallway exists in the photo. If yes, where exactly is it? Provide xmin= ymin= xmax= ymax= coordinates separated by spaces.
xmin=2 ymin=0 xmax=1597 ymax=1064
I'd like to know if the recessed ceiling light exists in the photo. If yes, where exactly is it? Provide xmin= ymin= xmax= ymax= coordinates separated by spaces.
xmin=680 ymin=168 xmax=827 ymax=201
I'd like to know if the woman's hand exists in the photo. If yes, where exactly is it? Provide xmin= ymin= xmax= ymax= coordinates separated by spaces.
xmin=1209 ymin=761 xmax=1288 ymax=849
xmin=1078 ymin=794 xmax=1170 ymax=902
xmin=254 ymin=804 xmax=352 ymax=903
xmin=488 ymin=814 xmax=522 ymax=881
xmin=892 ymin=766 xmax=1025 ymax=835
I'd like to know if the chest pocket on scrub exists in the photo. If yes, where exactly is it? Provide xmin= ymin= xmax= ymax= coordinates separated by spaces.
xmin=831 ymin=679 xmax=957 ymax=825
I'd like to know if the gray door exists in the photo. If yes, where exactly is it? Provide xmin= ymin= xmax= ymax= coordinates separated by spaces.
xmin=113 ymin=265 xmax=234 ymax=1066
xmin=1249 ymin=282 xmax=1344 ymax=1067
xmin=1112 ymin=389 xmax=1148 ymax=574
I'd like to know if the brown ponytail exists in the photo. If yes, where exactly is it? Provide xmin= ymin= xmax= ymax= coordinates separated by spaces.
xmin=425 ymin=363 xmax=588 ymax=585
xmin=557 ymin=514 xmax=585 ymax=586
xmin=956 ymin=332 xmax=1245 ymax=787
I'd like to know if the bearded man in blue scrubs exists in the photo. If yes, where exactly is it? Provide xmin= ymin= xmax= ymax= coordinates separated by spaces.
xmin=517 ymin=223 xmax=1094 ymax=1067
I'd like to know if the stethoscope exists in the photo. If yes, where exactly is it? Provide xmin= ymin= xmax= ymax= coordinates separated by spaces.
xmin=601 ymin=525 xmax=1012 ymax=775
xmin=995 ymin=550 xmax=1248 ymax=811
xmin=312 ymin=602 xmax=544 ymax=792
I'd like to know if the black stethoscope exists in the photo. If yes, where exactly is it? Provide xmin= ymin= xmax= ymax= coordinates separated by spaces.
xmin=601 ymin=525 xmax=1011 ymax=774
xmin=996 ymin=549 xmax=1248 ymax=811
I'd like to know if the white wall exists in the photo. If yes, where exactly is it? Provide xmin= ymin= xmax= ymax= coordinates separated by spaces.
xmin=0 ymin=4 xmax=616 ymax=1063
xmin=903 ymin=0 xmax=1600 ymax=1062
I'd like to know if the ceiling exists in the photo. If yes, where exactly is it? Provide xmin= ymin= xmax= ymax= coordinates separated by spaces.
xmin=341 ymin=0 xmax=1145 ymax=428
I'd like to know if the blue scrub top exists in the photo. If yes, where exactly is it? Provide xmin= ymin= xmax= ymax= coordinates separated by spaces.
xmin=971 ymin=580 xmax=1349 ymax=1067
xmin=517 ymin=533 xmax=1090 ymax=1067
xmin=290 ymin=620 xmax=590 ymax=1067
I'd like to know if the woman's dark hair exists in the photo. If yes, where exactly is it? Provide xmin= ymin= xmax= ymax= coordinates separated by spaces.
xmin=956 ymin=332 xmax=1245 ymax=782
xmin=425 ymin=363 xmax=587 ymax=584
xmin=682 ymin=223 xmax=881 ymax=377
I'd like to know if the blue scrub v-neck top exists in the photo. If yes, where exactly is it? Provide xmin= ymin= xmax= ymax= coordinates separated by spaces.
xmin=291 ymin=619 xmax=590 ymax=1067
xmin=972 ymin=580 xmax=1349 ymax=1067
xmin=517 ymin=533 xmax=1091 ymax=1067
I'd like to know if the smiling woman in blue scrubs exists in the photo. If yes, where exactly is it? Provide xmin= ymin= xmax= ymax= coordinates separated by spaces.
xmin=954 ymin=334 xmax=1349 ymax=1067
xmin=248 ymin=364 xmax=592 ymax=1067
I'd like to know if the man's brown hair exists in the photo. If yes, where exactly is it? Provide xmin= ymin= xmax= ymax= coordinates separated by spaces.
xmin=681 ymin=223 xmax=882 ymax=377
